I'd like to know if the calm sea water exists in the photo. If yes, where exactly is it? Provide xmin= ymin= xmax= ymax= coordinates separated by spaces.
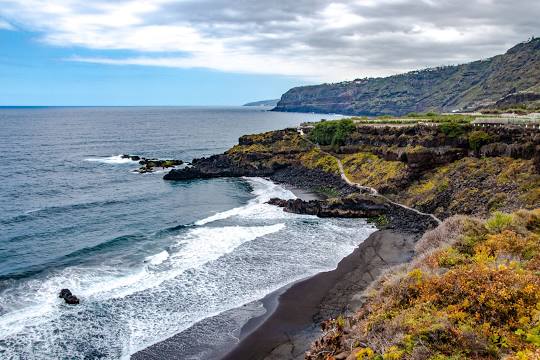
xmin=0 ymin=106 xmax=375 ymax=359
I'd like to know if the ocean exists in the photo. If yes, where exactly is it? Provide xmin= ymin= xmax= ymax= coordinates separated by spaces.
xmin=0 ymin=106 xmax=375 ymax=359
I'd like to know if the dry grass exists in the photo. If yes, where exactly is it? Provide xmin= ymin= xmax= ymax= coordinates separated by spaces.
xmin=306 ymin=209 xmax=540 ymax=360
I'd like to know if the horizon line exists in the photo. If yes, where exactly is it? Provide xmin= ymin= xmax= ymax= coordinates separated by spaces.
xmin=0 ymin=105 xmax=270 ymax=108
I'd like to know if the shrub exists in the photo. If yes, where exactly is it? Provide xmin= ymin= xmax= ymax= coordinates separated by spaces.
xmin=485 ymin=211 xmax=514 ymax=233
xmin=306 ymin=209 xmax=540 ymax=360
xmin=370 ymin=214 xmax=389 ymax=228
xmin=468 ymin=130 xmax=492 ymax=151
xmin=308 ymin=119 xmax=356 ymax=146
xmin=415 ymin=215 xmax=474 ymax=254
xmin=439 ymin=122 xmax=466 ymax=138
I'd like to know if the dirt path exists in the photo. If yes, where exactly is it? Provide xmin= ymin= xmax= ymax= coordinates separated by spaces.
xmin=303 ymin=135 xmax=442 ymax=225
xmin=336 ymin=158 xmax=442 ymax=225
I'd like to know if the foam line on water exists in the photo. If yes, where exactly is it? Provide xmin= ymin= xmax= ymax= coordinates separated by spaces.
xmin=84 ymin=155 xmax=138 ymax=164
xmin=1 ymin=179 xmax=376 ymax=359
xmin=0 ymin=223 xmax=286 ymax=342
xmin=145 ymin=250 xmax=169 ymax=265
xmin=195 ymin=177 xmax=296 ymax=226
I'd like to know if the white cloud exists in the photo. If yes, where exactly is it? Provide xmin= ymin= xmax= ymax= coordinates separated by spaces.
xmin=0 ymin=18 xmax=15 ymax=30
xmin=0 ymin=0 xmax=539 ymax=81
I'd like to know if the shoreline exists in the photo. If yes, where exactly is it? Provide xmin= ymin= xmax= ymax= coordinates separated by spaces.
xmin=132 ymin=176 xmax=429 ymax=360
xmin=282 ymin=184 xmax=327 ymax=201
xmin=219 ymin=229 xmax=419 ymax=360
xmin=132 ymin=227 xmax=420 ymax=360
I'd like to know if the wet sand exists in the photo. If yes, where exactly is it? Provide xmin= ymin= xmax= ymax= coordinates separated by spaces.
xmin=220 ymin=229 xmax=418 ymax=360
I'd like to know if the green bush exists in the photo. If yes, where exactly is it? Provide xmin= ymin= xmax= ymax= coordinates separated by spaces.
xmin=308 ymin=119 xmax=356 ymax=146
xmin=468 ymin=130 xmax=492 ymax=151
xmin=485 ymin=211 xmax=513 ymax=233
xmin=439 ymin=122 xmax=466 ymax=138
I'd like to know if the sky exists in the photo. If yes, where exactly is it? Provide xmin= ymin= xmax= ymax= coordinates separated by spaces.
xmin=0 ymin=0 xmax=539 ymax=106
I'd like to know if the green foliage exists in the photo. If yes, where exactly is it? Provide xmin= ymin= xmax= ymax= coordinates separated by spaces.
xmin=370 ymin=214 xmax=389 ymax=228
xmin=308 ymin=119 xmax=356 ymax=146
xmin=439 ymin=122 xmax=466 ymax=138
xmin=485 ymin=211 xmax=514 ymax=233
xmin=300 ymin=148 xmax=340 ymax=174
xmin=516 ymin=326 xmax=540 ymax=347
xmin=468 ymin=130 xmax=492 ymax=151
xmin=348 ymin=113 xmax=477 ymax=125
xmin=341 ymin=152 xmax=407 ymax=190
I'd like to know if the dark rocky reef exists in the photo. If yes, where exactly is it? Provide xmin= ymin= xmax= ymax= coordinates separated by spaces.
xmin=268 ymin=194 xmax=438 ymax=233
xmin=122 ymin=154 xmax=142 ymax=161
xmin=268 ymin=194 xmax=386 ymax=218
xmin=59 ymin=288 xmax=79 ymax=305
xmin=122 ymin=154 xmax=183 ymax=174
xmin=163 ymin=154 xmax=276 ymax=180
xmin=274 ymin=38 xmax=540 ymax=116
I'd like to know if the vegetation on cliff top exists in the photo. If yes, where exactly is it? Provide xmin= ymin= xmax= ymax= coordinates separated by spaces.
xmin=348 ymin=113 xmax=479 ymax=125
xmin=225 ymin=119 xmax=539 ymax=218
xmin=306 ymin=209 xmax=540 ymax=360
xmin=309 ymin=119 xmax=356 ymax=147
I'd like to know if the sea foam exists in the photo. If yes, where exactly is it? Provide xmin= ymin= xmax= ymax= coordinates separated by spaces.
xmin=0 ymin=177 xmax=376 ymax=360
xmin=195 ymin=177 xmax=296 ymax=226
xmin=84 ymin=155 xmax=138 ymax=164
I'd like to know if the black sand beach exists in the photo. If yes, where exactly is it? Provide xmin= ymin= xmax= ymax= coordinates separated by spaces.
xmin=220 ymin=230 xmax=418 ymax=360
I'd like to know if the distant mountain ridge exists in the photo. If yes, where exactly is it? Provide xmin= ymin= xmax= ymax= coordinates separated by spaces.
xmin=274 ymin=38 xmax=540 ymax=116
xmin=243 ymin=99 xmax=279 ymax=107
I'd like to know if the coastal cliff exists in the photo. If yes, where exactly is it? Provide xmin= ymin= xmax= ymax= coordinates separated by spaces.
xmin=165 ymin=121 xmax=540 ymax=219
xmin=273 ymin=38 xmax=540 ymax=116
xmin=163 ymin=117 xmax=540 ymax=359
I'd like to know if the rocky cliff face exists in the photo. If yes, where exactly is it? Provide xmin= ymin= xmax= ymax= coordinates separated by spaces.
xmin=274 ymin=38 xmax=540 ymax=116
xmin=164 ymin=124 xmax=540 ymax=219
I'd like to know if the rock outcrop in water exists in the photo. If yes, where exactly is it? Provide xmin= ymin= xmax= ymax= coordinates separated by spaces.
xmin=59 ymin=289 xmax=79 ymax=305
xmin=122 ymin=154 xmax=183 ymax=173
xmin=268 ymin=194 xmax=387 ymax=218
xmin=163 ymin=154 xmax=274 ymax=180
xmin=268 ymin=194 xmax=437 ymax=233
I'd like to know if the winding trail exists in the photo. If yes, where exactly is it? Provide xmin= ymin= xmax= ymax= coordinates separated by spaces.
xmin=302 ymin=135 xmax=442 ymax=225
xmin=335 ymin=158 xmax=442 ymax=225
